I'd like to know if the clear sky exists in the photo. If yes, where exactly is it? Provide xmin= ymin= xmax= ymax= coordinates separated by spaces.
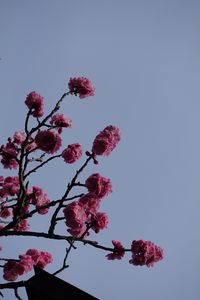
xmin=0 ymin=1 xmax=200 ymax=299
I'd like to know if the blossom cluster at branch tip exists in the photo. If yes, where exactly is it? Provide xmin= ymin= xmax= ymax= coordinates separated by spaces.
xmin=129 ymin=240 xmax=164 ymax=267
xmin=62 ymin=143 xmax=82 ymax=163
xmin=35 ymin=130 xmax=62 ymax=154
xmin=50 ymin=114 xmax=72 ymax=134
xmin=92 ymin=125 xmax=121 ymax=156
xmin=3 ymin=249 xmax=52 ymax=281
xmin=25 ymin=91 xmax=44 ymax=117
xmin=68 ymin=77 xmax=95 ymax=99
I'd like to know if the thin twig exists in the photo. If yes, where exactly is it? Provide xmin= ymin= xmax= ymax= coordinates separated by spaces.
xmin=14 ymin=288 xmax=23 ymax=300
xmin=24 ymin=154 xmax=61 ymax=179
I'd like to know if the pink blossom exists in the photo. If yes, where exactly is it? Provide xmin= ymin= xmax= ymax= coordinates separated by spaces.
xmin=25 ymin=91 xmax=44 ymax=118
xmin=26 ymin=186 xmax=50 ymax=215
xmin=3 ymin=255 xmax=34 ymax=282
xmin=68 ymin=77 xmax=95 ymax=99
xmin=18 ymin=254 xmax=34 ymax=274
xmin=14 ymin=219 xmax=29 ymax=231
xmin=35 ymin=130 xmax=62 ymax=154
xmin=0 ymin=207 xmax=11 ymax=219
xmin=3 ymin=260 xmax=21 ymax=281
xmin=13 ymin=132 xmax=26 ymax=145
xmin=79 ymin=193 xmax=100 ymax=215
xmin=62 ymin=143 xmax=82 ymax=164
xmin=64 ymin=202 xmax=87 ymax=227
xmin=35 ymin=251 xmax=53 ymax=268
xmin=51 ymin=114 xmax=72 ymax=134
xmin=63 ymin=202 xmax=87 ymax=237
xmin=106 ymin=240 xmax=125 ymax=260
xmin=91 ymin=212 xmax=108 ymax=233
xmin=129 ymin=240 xmax=164 ymax=267
xmin=85 ymin=173 xmax=112 ymax=199
xmin=26 ymin=249 xmax=52 ymax=269
xmin=0 ymin=141 xmax=18 ymax=169
xmin=92 ymin=125 xmax=121 ymax=156
xmin=0 ymin=176 xmax=19 ymax=199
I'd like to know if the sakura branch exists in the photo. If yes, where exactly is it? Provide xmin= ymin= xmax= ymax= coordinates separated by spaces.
xmin=0 ymin=76 xmax=163 ymax=299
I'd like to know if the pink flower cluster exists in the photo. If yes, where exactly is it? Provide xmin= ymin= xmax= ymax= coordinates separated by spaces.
xmin=92 ymin=125 xmax=121 ymax=156
xmin=68 ymin=77 xmax=95 ymax=99
xmin=129 ymin=240 xmax=164 ymax=267
xmin=62 ymin=143 xmax=82 ymax=164
xmin=3 ymin=248 xmax=52 ymax=281
xmin=0 ymin=176 xmax=19 ymax=200
xmin=26 ymin=186 xmax=50 ymax=215
xmin=85 ymin=173 xmax=112 ymax=198
xmin=35 ymin=130 xmax=62 ymax=154
xmin=106 ymin=240 xmax=125 ymax=260
xmin=0 ymin=140 xmax=18 ymax=169
xmin=63 ymin=173 xmax=111 ymax=237
xmin=51 ymin=114 xmax=72 ymax=134
xmin=25 ymin=91 xmax=44 ymax=118
xmin=0 ymin=132 xmax=37 ymax=169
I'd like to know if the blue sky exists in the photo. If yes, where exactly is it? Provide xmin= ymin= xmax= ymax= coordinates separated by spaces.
xmin=0 ymin=1 xmax=200 ymax=299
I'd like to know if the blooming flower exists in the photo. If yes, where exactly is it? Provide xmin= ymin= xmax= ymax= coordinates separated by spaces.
xmin=13 ymin=132 xmax=26 ymax=145
xmin=68 ymin=77 xmax=95 ymax=99
xmin=25 ymin=91 xmax=44 ymax=118
xmin=91 ymin=212 xmax=108 ymax=233
xmin=26 ymin=249 xmax=53 ymax=269
xmin=35 ymin=130 xmax=62 ymax=154
xmin=85 ymin=173 xmax=112 ymax=199
xmin=3 ymin=249 xmax=52 ymax=281
xmin=0 ymin=141 xmax=18 ymax=169
xmin=3 ymin=255 xmax=34 ymax=282
xmin=62 ymin=143 xmax=82 ymax=164
xmin=63 ymin=201 xmax=87 ymax=237
xmin=0 ymin=206 xmax=12 ymax=219
xmin=129 ymin=240 xmax=164 ymax=267
xmin=0 ymin=176 xmax=20 ymax=199
xmin=79 ymin=193 xmax=100 ymax=216
xmin=106 ymin=240 xmax=125 ymax=260
xmin=14 ymin=219 xmax=29 ymax=231
xmin=92 ymin=125 xmax=121 ymax=156
xmin=51 ymin=114 xmax=72 ymax=134
xmin=26 ymin=186 xmax=50 ymax=215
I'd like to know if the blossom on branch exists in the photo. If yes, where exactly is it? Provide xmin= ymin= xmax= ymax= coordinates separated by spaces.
xmin=92 ymin=125 xmax=121 ymax=156
xmin=26 ymin=249 xmax=53 ymax=269
xmin=0 ymin=141 xmax=18 ymax=169
xmin=26 ymin=186 xmax=50 ymax=215
xmin=90 ymin=212 xmax=108 ymax=233
xmin=0 ymin=176 xmax=19 ymax=199
xmin=35 ymin=130 xmax=62 ymax=154
xmin=64 ymin=201 xmax=87 ymax=237
xmin=3 ymin=249 xmax=52 ymax=282
xmin=51 ymin=114 xmax=72 ymax=134
xmin=13 ymin=132 xmax=26 ymax=145
xmin=0 ymin=206 xmax=12 ymax=219
xmin=106 ymin=240 xmax=125 ymax=260
xmin=25 ymin=91 xmax=44 ymax=118
xmin=79 ymin=193 xmax=101 ymax=216
xmin=85 ymin=173 xmax=112 ymax=199
xmin=62 ymin=143 xmax=82 ymax=164
xmin=129 ymin=240 xmax=164 ymax=267
xmin=68 ymin=77 xmax=95 ymax=99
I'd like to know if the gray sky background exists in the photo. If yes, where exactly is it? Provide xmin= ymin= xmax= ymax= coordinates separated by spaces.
xmin=0 ymin=1 xmax=200 ymax=299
